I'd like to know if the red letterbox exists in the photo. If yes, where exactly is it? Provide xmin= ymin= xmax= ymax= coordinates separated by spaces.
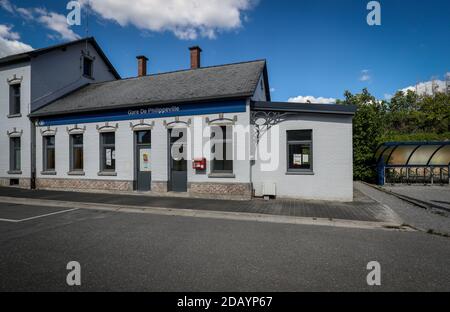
xmin=193 ymin=158 xmax=206 ymax=170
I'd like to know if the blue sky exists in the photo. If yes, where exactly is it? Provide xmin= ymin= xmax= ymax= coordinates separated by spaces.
xmin=1 ymin=0 xmax=449 ymax=102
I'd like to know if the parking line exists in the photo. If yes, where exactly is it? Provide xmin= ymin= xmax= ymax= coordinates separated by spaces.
xmin=0 ymin=208 xmax=79 ymax=223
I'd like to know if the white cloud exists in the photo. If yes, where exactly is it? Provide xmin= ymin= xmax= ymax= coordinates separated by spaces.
xmin=16 ymin=7 xmax=34 ymax=20
xmin=0 ymin=24 xmax=33 ymax=58
xmin=359 ymin=69 xmax=371 ymax=82
xmin=0 ymin=0 xmax=13 ymax=13
xmin=288 ymin=95 xmax=336 ymax=104
xmin=400 ymin=79 xmax=447 ymax=95
xmin=36 ymin=9 xmax=81 ymax=41
xmin=1 ymin=2 xmax=80 ymax=41
xmin=81 ymin=0 xmax=257 ymax=40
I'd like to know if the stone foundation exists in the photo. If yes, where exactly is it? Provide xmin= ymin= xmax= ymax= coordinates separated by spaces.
xmin=188 ymin=182 xmax=252 ymax=200
xmin=0 ymin=177 xmax=31 ymax=188
xmin=36 ymin=178 xmax=133 ymax=191
xmin=151 ymin=181 xmax=168 ymax=193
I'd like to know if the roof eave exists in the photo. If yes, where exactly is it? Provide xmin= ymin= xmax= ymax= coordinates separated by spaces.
xmin=30 ymin=93 xmax=253 ymax=118
xmin=251 ymin=101 xmax=357 ymax=116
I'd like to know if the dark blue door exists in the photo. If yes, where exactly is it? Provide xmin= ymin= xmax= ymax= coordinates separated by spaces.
xmin=169 ymin=128 xmax=187 ymax=192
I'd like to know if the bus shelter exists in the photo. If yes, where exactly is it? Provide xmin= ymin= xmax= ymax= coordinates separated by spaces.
xmin=374 ymin=141 xmax=450 ymax=186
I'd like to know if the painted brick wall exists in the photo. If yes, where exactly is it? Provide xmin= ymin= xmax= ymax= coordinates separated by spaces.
xmin=251 ymin=114 xmax=354 ymax=201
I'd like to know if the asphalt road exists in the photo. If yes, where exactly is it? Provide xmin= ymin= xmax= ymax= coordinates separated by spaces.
xmin=0 ymin=202 xmax=449 ymax=292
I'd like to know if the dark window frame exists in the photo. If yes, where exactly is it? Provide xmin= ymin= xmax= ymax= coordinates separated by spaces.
xmin=99 ymin=132 xmax=116 ymax=172
xmin=43 ymin=135 xmax=56 ymax=172
xmin=9 ymin=137 xmax=21 ymax=172
xmin=70 ymin=134 xmax=84 ymax=172
xmin=210 ymin=125 xmax=234 ymax=174
xmin=9 ymin=83 xmax=21 ymax=116
xmin=82 ymin=56 xmax=94 ymax=78
xmin=286 ymin=130 xmax=313 ymax=174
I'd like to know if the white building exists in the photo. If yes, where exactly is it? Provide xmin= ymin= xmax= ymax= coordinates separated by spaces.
xmin=0 ymin=38 xmax=119 ymax=189
xmin=1 ymin=38 xmax=355 ymax=201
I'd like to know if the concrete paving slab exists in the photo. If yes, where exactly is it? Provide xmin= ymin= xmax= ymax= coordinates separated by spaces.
xmin=383 ymin=185 xmax=450 ymax=211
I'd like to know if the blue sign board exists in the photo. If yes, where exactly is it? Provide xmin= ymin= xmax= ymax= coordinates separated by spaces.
xmin=38 ymin=100 xmax=247 ymax=126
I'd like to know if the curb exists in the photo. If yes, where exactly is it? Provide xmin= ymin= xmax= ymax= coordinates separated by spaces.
xmin=0 ymin=196 xmax=408 ymax=231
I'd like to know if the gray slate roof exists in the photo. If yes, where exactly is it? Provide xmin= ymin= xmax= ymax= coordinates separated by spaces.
xmin=31 ymin=60 xmax=268 ymax=117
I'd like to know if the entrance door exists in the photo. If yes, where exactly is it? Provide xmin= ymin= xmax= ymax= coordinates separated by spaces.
xmin=135 ymin=130 xmax=152 ymax=191
xmin=169 ymin=128 xmax=187 ymax=192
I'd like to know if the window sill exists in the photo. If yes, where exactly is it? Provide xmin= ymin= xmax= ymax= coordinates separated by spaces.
xmin=83 ymin=74 xmax=94 ymax=80
xmin=7 ymin=170 xmax=22 ymax=175
xmin=8 ymin=113 xmax=22 ymax=118
xmin=41 ymin=171 xmax=57 ymax=176
xmin=67 ymin=171 xmax=85 ymax=176
xmin=98 ymin=171 xmax=117 ymax=177
xmin=286 ymin=171 xmax=315 ymax=176
xmin=208 ymin=173 xmax=236 ymax=179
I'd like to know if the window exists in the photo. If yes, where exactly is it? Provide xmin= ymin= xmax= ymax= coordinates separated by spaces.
xmin=9 ymin=84 xmax=21 ymax=115
xmin=136 ymin=130 xmax=151 ymax=145
xmin=10 ymin=137 xmax=21 ymax=172
xmin=43 ymin=136 xmax=55 ymax=171
xmin=100 ymin=132 xmax=115 ymax=172
xmin=83 ymin=56 xmax=93 ymax=78
xmin=287 ymin=130 xmax=313 ymax=173
xmin=70 ymin=134 xmax=83 ymax=171
xmin=211 ymin=126 xmax=233 ymax=174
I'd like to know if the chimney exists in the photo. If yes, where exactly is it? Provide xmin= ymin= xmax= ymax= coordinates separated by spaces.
xmin=189 ymin=46 xmax=202 ymax=69
xmin=136 ymin=55 xmax=148 ymax=77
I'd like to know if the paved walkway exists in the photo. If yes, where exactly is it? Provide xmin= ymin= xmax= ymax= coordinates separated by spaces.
xmin=383 ymin=185 xmax=450 ymax=212
xmin=355 ymin=182 xmax=450 ymax=236
xmin=0 ymin=186 xmax=399 ymax=223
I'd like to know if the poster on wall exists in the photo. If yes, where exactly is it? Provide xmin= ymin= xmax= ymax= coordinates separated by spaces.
xmin=293 ymin=154 xmax=302 ymax=166
xmin=302 ymin=154 xmax=309 ymax=164
xmin=140 ymin=149 xmax=151 ymax=172
xmin=106 ymin=149 xmax=112 ymax=166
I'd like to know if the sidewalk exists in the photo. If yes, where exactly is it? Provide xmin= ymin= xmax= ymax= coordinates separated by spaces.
xmin=0 ymin=186 xmax=400 ymax=224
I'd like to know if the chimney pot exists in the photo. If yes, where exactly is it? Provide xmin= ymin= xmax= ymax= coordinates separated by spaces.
xmin=189 ymin=46 xmax=202 ymax=69
xmin=136 ymin=55 xmax=149 ymax=77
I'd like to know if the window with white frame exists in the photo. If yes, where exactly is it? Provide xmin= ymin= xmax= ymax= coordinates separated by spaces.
xmin=100 ymin=132 xmax=115 ymax=172
xmin=10 ymin=137 xmax=21 ymax=172
xmin=70 ymin=134 xmax=84 ymax=171
xmin=211 ymin=125 xmax=233 ymax=174
xmin=287 ymin=130 xmax=313 ymax=173
xmin=43 ymin=136 xmax=55 ymax=171
xmin=9 ymin=84 xmax=21 ymax=115
xmin=83 ymin=56 xmax=93 ymax=78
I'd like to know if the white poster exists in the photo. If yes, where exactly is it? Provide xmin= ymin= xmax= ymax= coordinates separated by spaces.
xmin=302 ymin=154 xmax=309 ymax=164
xmin=106 ymin=149 xmax=112 ymax=166
xmin=140 ymin=149 xmax=151 ymax=172
xmin=293 ymin=154 xmax=302 ymax=166
xmin=112 ymin=150 xmax=116 ymax=160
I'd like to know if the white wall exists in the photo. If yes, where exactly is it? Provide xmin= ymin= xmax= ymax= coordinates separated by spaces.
xmin=31 ymin=41 xmax=117 ymax=111
xmin=251 ymin=114 xmax=354 ymax=201
xmin=251 ymin=74 xmax=268 ymax=102
xmin=36 ymin=108 xmax=252 ymax=185
xmin=0 ymin=62 xmax=32 ymax=180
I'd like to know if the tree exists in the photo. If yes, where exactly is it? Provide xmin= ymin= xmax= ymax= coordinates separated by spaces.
xmin=337 ymin=89 xmax=386 ymax=181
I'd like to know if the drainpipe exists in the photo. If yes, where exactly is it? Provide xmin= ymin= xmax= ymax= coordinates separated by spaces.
xmin=30 ymin=118 xmax=36 ymax=190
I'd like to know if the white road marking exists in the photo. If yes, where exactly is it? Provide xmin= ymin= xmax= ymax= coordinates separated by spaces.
xmin=0 ymin=208 xmax=78 ymax=223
